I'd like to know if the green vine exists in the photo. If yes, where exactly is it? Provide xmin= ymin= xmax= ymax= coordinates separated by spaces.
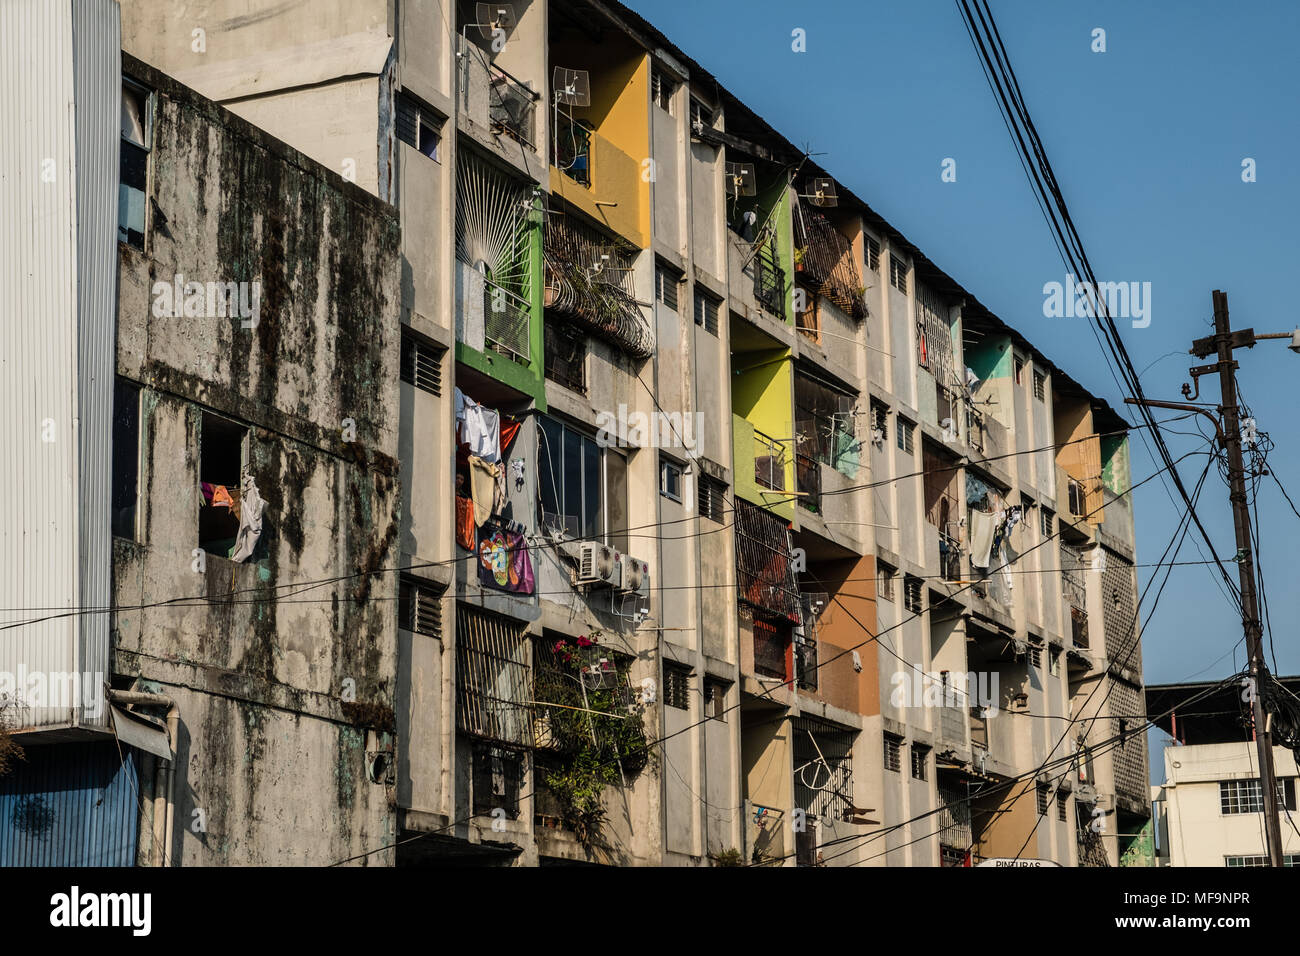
xmin=534 ymin=632 xmax=654 ymax=850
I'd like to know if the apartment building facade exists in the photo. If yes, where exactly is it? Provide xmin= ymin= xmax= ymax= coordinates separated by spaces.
xmin=1149 ymin=679 xmax=1300 ymax=867
xmin=1 ymin=0 xmax=1149 ymax=866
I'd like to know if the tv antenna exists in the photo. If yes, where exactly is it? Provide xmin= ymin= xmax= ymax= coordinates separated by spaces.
xmin=474 ymin=3 xmax=517 ymax=39
xmin=552 ymin=67 xmax=591 ymax=107
xmin=725 ymin=162 xmax=756 ymax=197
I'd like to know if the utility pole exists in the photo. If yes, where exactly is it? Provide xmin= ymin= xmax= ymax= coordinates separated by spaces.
xmin=1130 ymin=290 xmax=1287 ymax=865
xmin=1200 ymin=290 xmax=1284 ymax=867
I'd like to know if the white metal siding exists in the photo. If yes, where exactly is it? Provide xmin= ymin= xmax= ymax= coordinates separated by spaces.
xmin=0 ymin=0 xmax=119 ymax=731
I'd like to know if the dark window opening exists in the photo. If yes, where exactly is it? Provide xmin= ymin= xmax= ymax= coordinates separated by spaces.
xmin=112 ymin=379 xmax=140 ymax=540
xmin=198 ymin=412 xmax=248 ymax=557
xmin=752 ymin=615 xmax=791 ymax=681
xmin=884 ymin=734 xmax=902 ymax=773
xmin=397 ymin=92 xmax=441 ymax=160
xmin=693 ymin=290 xmax=719 ymax=335
xmin=698 ymin=476 xmax=726 ymax=523
xmin=704 ymin=678 xmax=730 ymax=720
xmin=659 ymin=457 xmax=683 ymax=502
xmin=400 ymin=329 xmax=444 ymax=396
xmin=543 ymin=321 xmax=586 ymax=394
xmin=471 ymin=742 xmax=523 ymax=818
xmin=911 ymin=744 xmax=929 ymax=781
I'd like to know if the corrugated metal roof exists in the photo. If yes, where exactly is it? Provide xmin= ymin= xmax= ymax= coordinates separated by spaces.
xmin=0 ymin=740 xmax=140 ymax=866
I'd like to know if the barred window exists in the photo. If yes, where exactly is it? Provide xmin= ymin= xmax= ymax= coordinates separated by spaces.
xmin=399 ymin=576 xmax=443 ymax=638
xmin=870 ymin=400 xmax=889 ymax=443
xmin=911 ymin=744 xmax=929 ymax=781
xmin=903 ymin=574 xmax=922 ymax=614
xmin=698 ymin=476 xmax=726 ymax=523
xmin=889 ymin=254 xmax=908 ymax=294
xmin=704 ymin=677 xmax=730 ymax=720
xmin=1057 ymin=790 xmax=1068 ymax=821
xmin=877 ymin=562 xmax=896 ymax=602
xmin=897 ymin=417 xmax=915 ymax=455
xmin=1220 ymin=778 xmax=1296 ymax=814
xmin=1041 ymin=507 xmax=1055 ymax=538
xmin=655 ymin=262 xmax=681 ymax=312
xmin=397 ymin=91 xmax=441 ymax=160
xmin=400 ymin=329 xmax=444 ymax=396
xmin=693 ymin=290 xmax=720 ymax=335
xmin=455 ymin=604 xmax=531 ymax=748
xmin=651 ymin=68 xmax=678 ymax=114
xmin=663 ymin=662 xmax=691 ymax=710
xmin=1033 ymin=371 xmax=1046 ymax=402
xmin=884 ymin=734 xmax=902 ymax=773
xmin=1036 ymin=784 xmax=1050 ymax=815
xmin=1028 ymin=641 xmax=1043 ymax=670
xmin=865 ymin=234 xmax=880 ymax=272
xmin=471 ymin=743 xmax=523 ymax=818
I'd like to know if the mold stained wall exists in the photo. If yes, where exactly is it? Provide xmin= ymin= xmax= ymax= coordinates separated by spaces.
xmin=112 ymin=57 xmax=402 ymax=865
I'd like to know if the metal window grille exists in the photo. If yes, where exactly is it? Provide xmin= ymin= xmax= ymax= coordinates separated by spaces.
xmin=916 ymin=284 xmax=953 ymax=378
xmin=544 ymin=212 xmax=653 ymax=358
xmin=664 ymin=663 xmax=691 ymax=710
xmin=904 ymin=575 xmax=922 ymax=614
xmin=471 ymin=743 xmax=523 ymax=818
xmin=795 ymin=631 xmax=818 ymax=690
xmin=753 ymin=240 xmax=786 ymax=319
xmin=1057 ymin=790 xmax=1068 ymax=822
xmin=877 ymin=563 xmax=896 ymax=602
xmin=484 ymin=276 xmax=531 ymax=363
xmin=870 ymin=400 xmax=888 ymax=444
xmin=1108 ymin=677 xmax=1149 ymax=805
xmin=1037 ymin=784 xmax=1050 ymax=815
xmin=1041 ymin=506 xmax=1055 ymax=538
xmin=397 ymin=91 xmax=441 ymax=158
xmin=655 ymin=263 xmax=680 ymax=312
xmin=795 ymin=375 xmax=856 ymax=470
xmin=889 ymin=255 xmax=908 ymax=294
xmin=865 ymin=234 xmax=880 ymax=272
xmin=751 ymin=615 xmax=790 ymax=680
xmin=796 ymin=454 xmax=821 ymax=514
xmin=698 ymin=477 xmax=726 ymax=523
xmin=400 ymin=331 xmax=444 ymax=396
xmin=704 ymin=678 xmax=729 ymax=719
xmin=884 ymin=734 xmax=902 ymax=773
xmin=693 ymin=290 xmax=719 ymax=335
xmin=911 ymin=745 xmax=928 ymax=781
xmin=455 ymin=604 xmax=532 ymax=748
xmin=1033 ymin=371 xmax=1046 ymax=402
xmin=1220 ymin=779 xmax=1265 ymax=815
xmin=1014 ymin=357 xmax=1024 ymax=385
xmin=1028 ymin=643 xmax=1042 ymax=669
xmin=753 ymin=428 xmax=787 ymax=492
xmin=543 ymin=320 xmax=586 ymax=393
xmin=651 ymin=69 xmax=677 ymax=113
xmin=399 ymin=577 xmax=443 ymax=638
xmin=939 ymin=785 xmax=972 ymax=854
xmin=793 ymin=204 xmax=866 ymax=320
xmin=897 ymin=418 xmax=914 ymax=454
xmin=793 ymin=718 xmax=855 ymax=821
xmin=1102 ymin=550 xmax=1140 ymax=667
xmin=734 ymin=499 xmax=801 ymax=622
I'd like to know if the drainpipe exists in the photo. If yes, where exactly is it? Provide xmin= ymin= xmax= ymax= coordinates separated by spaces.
xmin=108 ymin=689 xmax=179 ymax=867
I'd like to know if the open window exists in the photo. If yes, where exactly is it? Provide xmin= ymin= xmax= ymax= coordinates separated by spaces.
xmin=119 ymin=79 xmax=151 ymax=249
xmin=198 ymin=412 xmax=249 ymax=557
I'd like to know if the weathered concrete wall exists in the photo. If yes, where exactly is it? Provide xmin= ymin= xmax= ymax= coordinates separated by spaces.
xmin=112 ymin=54 xmax=401 ymax=865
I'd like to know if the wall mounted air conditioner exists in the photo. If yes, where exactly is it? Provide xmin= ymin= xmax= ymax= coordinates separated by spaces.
xmin=621 ymin=555 xmax=651 ymax=597
xmin=575 ymin=541 xmax=622 ymax=587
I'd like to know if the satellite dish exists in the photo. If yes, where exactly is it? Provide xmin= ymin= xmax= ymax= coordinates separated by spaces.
xmin=726 ymin=162 xmax=756 ymax=197
xmin=552 ymin=67 xmax=591 ymax=107
xmin=475 ymin=3 xmax=517 ymax=40
xmin=802 ymin=177 xmax=838 ymax=207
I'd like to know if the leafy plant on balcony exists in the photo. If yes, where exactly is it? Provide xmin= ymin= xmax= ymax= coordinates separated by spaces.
xmin=534 ymin=631 xmax=655 ymax=851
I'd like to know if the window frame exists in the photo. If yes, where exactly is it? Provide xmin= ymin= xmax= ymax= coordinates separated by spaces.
xmin=693 ymin=289 xmax=720 ymax=335
xmin=865 ymin=234 xmax=881 ymax=273
xmin=663 ymin=662 xmax=692 ymax=710
xmin=659 ymin=456 xmax=684 ymax=503
xmin=112 ymin=378 xmax=141 ymax=541
xmin=910 ymin=744 xmax=929 ymax=781
xmin=537 ymin=414 xmax=627 ymax=548
xmin=889 ymin=254 xmax=908 ymax=294
xmin=655 ymin=261 xmax=682 ymax=312
xmin=896 ymin=417 xmax=915 ymax=455
xmin=884 ymin=734 xmax=902 ymax=773
xmin=119 ymin=77 xmax=153 ymax=249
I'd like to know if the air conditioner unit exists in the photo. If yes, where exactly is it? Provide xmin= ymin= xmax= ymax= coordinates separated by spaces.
xmin=575 ymin=541 xmax=621 ymax=587
xmin=621 ymin=554 xmax=651 ymax=597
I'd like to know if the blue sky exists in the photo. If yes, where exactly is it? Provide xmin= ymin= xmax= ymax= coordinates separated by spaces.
xmin=626 ymin=0 xmax=1300 ymax=689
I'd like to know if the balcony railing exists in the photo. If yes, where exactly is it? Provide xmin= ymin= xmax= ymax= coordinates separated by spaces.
xmin=554 ymin=112 xmax=591 ymax=187
xmin=484 ymin=278 xmax=531 ymax=364
xmin=938 ymin=785 xmax=973 ymax=854
xmin=796 ymin=453 xmax=820 ymax=513
xmin=754 ymin=428 xmax=787 ymax=492
xmin=937 ymin=686 xmax=968 ymax=754
xmin=457 ymin=35 xmax=539 ymax=149
xmin=753 ymin=241 xmax=786 ymax=319
xmin=939 ymin=526 xmax=963 ymax=582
